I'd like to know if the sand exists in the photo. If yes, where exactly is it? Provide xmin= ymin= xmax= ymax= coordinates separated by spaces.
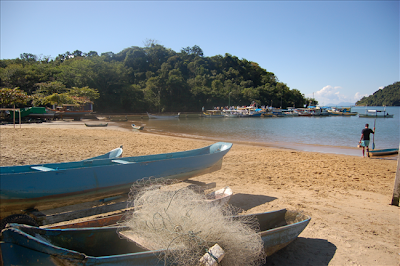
xmin=1 ymin=121 xmax=399 ymax=266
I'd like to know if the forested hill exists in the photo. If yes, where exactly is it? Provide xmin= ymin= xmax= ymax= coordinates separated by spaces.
xmin=356 ymin=82 xmax=400 ymax=106
xmin=0 ymin=45 xmax=309 ymax=113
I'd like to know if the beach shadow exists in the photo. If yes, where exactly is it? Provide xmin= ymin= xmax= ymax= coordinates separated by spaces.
xmin=370 ymin=157 xmax=398 ymax=161
xmin=229 ymin=193 xmax=278 ymax=211
xmin=263 ymin=238 xmax=336 ymax=266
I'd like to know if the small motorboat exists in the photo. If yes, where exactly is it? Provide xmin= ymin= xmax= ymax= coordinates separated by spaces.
xmin=131 ymin=124 xmax=144 ymax=130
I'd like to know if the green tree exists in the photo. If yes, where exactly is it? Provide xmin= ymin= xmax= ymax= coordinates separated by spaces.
xmin=0 ymin=88 xmax=31 ymax=107
xmin=356 ymin=82 xmax=400 ymax=106
xmin=68 ymin=86 xmax=100 ymax=103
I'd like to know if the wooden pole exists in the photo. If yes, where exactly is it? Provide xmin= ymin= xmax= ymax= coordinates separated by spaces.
xmin=13 ymin=105 xmax=15 ymax=129
xmin=390 ymin=143 xmax=400 ymax=206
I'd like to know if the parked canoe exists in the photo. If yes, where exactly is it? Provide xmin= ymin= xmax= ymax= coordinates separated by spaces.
xmin=84 ymin=123 xmax=108 ymax=127
xmin=0 ymin=209 xmax=310 ymax=265
xmin=47 ymin=186 xmax=233 ymax=229
xmin=147 ymin=112 xmax=180 ymax=119
xmin=0 ymin=142 xmax=232 ymax=222
xmin=131 ymin=124 xmax=144 ymax=130
xmin=369 ymin=148 xmax=399 ymax=156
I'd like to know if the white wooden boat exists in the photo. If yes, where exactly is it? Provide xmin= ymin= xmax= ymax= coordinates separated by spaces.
xmin=1 ymin=208 xmax=310 ymax=265
xmin=131 ymin=124 xmax=144 ymax=130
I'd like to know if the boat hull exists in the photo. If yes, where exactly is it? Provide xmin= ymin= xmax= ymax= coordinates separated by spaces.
xmin=255 ymin=209 xmax=311 ymax=256
xmin=131 ymin=124 xmax=144 ymax=130
xmin=84 ymin=123 xmax=108 ymax=127
xmin=0 ymin=209 xmax=310 ymax=265
xmin=358 ymin=114 xmax=394 ymax=118
xmin=369 ymin=148 xmax=398 ymax=156
xmin=0 ymin=143 xmax=232 ymax=220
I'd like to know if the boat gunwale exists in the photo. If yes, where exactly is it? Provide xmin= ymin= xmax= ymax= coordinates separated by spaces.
xmin=2 ymin=208 xmax=310 ymax=260
xmin=0 ymin=142 xmax=232 ymax=174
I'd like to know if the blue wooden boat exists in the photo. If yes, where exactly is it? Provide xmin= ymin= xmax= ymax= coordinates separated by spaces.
xmin=0 ymin=142 xmax=232 ymax=223
xmin=369 ymin=148 xmax=398 ymax=156
xmin=0 ymin=209 xmax=310 ymax=265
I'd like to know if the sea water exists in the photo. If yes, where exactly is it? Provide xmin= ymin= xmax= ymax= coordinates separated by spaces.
xmin=126 ymin=106 xmax=399 ymax=156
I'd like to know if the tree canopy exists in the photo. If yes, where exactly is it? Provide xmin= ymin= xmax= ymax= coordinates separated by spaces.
xmin=356 ymin=82 xmax=400 ymax=106
xmin=0 ymin=45 xmax=312 ymax=112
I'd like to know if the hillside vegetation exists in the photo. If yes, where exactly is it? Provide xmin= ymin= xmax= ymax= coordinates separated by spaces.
xmin=356 ymin=82 xmax=400 ymax=106
xmin=0 ymin=44 xmax=310 ymax=113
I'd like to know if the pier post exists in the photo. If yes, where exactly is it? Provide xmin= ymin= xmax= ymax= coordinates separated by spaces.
xmin=390 ymin=143 xmax=400 ymax=206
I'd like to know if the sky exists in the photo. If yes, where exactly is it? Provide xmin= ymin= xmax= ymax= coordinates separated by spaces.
xmin=1 ymin=1 xmax=399 ymax=105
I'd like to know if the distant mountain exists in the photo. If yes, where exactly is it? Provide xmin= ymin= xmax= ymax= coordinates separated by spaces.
xmin=325 ymin=102 xmax=355 ymax=107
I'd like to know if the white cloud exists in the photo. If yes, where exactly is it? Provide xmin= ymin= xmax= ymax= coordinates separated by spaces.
xmin=311 ymin=85 xmax=367 ymax=105
xmin=354 ymin=92 xmax=368 ymax=102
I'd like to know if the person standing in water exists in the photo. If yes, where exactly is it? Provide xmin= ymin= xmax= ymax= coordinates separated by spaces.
xmin=359 ymin=123 xmax=375 ymax=158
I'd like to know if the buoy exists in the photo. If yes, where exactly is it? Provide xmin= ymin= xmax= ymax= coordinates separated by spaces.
xmin=200 ymin=243 xmax=225 ymax=266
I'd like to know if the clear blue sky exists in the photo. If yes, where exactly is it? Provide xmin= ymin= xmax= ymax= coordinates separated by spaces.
xmin=1 ymin=1 xmax=399 ymax=105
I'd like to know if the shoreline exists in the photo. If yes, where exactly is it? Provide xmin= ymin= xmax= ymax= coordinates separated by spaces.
xmin=0 ymin=120 xmax=399 ymax=265
xmin=5 ymin=119 xmax=394 ymax=159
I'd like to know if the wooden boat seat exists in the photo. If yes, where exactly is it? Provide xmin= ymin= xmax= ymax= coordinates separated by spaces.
xmin=111 ymin=159 xmax=134 ymax=164
xmin=31 ymin=166 xmax=55 ymax=172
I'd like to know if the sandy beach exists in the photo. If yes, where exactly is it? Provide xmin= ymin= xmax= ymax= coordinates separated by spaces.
xmin=0 ymin=121 xmax=399 ymax=265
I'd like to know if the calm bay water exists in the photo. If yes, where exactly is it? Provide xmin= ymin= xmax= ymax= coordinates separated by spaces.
xmin=125 ymin=106 xmax=399 ymax=156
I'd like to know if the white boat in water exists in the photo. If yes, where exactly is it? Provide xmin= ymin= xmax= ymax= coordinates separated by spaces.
xmin=222 ymin=110 xmax=239 ymax=118
xmin=358 ymin=109 xmax=394 ymax=118
xmin=202 ymin=110 xmax=225 ymax=118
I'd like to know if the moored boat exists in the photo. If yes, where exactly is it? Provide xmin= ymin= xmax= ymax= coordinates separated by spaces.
xmin=222 ymin=110 xmax=239 ymax=118
xmin=84 ymin=123 xmax=108 ymax=127
xmin=328 ymin=107 xmax=357 ymax=116
xmin=9 ymin=107 xmax=56 ymax=120
xmin=358 ymin=109 xmax=394 ymax=118
xmin=0 ymin=208 xmax=310 ymax=265
xmin=369 ymin=148 xmax=398 ymax=156
xmin=53 ymin=104 xmax=94 ymax=120
xmin=131 ymin=124 xmax=144 ymax=130
xmin=0 ymin=142 xmax=232 ymax=224
xmin=202 ymin=110 xmax=225 ymax=118
xmin=237 ymin=107 xmax=265 ymax=117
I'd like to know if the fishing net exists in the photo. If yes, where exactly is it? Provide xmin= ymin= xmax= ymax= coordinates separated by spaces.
xmin=119 ymin=179 xmax=265 ymax=266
